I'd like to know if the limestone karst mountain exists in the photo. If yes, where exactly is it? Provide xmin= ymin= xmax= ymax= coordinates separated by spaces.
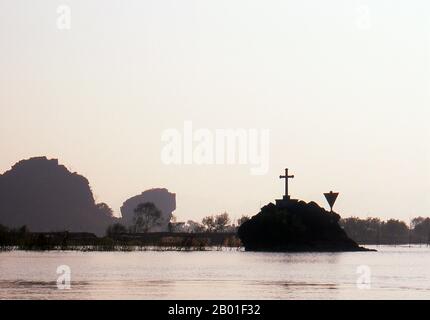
xmin=0 ymin=157 xmax=117 ymax=235
xmin=120 ymin=188 xmax=176 ymax=232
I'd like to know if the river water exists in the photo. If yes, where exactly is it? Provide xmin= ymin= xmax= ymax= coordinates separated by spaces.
xmin=0 ymin=245 xmax=429 ymax=299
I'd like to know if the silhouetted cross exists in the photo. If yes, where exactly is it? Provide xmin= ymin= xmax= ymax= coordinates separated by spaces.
xmin=279 ymin=168 xmax=294 ymax=198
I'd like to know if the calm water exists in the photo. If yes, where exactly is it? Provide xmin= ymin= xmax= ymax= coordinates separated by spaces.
xmin=0 ymin=245 xmax=429 ymax=299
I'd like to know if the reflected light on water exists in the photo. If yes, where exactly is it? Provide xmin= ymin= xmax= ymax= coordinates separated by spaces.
xmin=0 ymin=246 xmax=430 ymax=299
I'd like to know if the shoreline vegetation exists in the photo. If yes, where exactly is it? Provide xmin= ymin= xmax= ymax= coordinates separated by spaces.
xmin=0 ymin=228 xmax=242 ymax=252
xmin=0 ymin=245 xmax=244 ymax=252
xmin=2 ymin=214 xmax=430 ymax=252
xmin=340 ymin=216 xmax=430 ymax=245
xmin=1 ymin=157 xmax=427 ymax=253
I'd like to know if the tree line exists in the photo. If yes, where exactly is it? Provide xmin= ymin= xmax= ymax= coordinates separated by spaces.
xmin=340 ymin=217 xmax=430 ymax=245
xmin=107 ymin=202 xmax=250 ymax=237
xmin=4 ymin=199 xmax=430 ymax=246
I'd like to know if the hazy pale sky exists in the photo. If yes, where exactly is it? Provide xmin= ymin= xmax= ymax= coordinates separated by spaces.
xmin=0 ymin=0 xmax=429 ymax=222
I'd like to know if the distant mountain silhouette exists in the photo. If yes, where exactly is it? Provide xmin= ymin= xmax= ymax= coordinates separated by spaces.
xmin=0 ymin=157 xmax=117 ymax=235
xmin=120 ymin=188 xmax=176 ymax=232
xmin=238 ymin=199 xmax=369 ymax=252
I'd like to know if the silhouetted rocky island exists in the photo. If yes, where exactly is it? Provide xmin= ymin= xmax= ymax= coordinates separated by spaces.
xmin=238 ymin=198 xmax=371 ymax=252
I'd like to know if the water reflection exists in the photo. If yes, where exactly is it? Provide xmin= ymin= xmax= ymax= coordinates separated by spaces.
xmin=0 ymin=246 xmax=429 ymax=299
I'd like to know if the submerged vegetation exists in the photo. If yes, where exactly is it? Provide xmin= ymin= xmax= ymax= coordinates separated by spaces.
xmin=2 ymin=214 xmax=430 ymax=252
xmin=0 ymin=224 xmax=242 ymax=252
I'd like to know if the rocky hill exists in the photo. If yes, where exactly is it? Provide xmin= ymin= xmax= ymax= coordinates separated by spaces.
xmin=238 ymin=198 xmax=370 ymax=252
xmin=0 ymin=157 xmax=116 ymax=235
xmin=120 ymin=188 xmax=176 ymax=232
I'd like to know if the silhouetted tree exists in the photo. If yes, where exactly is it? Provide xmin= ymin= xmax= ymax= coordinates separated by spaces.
xmin=412 ymin=217 xmax=430 ymax=243
xmin=379 ymin=219 xmax=409 ymax=244
xmin=96 ymin=203 xmax=114 ymax=218
xmin=0 ymin=224 xmax=8 ymax=234
xmin=187 ymin=220 xmax=205 ymax=233
xmin=411 ymin=217 xmax=425 ymax=229
xmin=214 ymin=212 xmax=231 ymax=232
xmin=132 ymin=202 xmax=162 ymax=233
xmin=340 ymin=217 xmax=381 ymax=243
xmin=202 ymin=215 xmax=216 ymax=232
xmin=0 ymin=224 xmax=9 ymax=245
xmin=18 ymin=225 xmax=29 ymax=234
xmin=106 ymin=223 xmax=128 ymax=237
xmin=201 ymin=213 xmax=233 ymax=232
xmin=340 ymin=217 xmax=424 ymax=244
xmin=237 ymin=215 xmax=250 ymax=227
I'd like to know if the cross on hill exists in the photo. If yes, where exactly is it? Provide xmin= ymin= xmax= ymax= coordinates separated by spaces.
xmin=279 ymin=168 xmax=294 ymax=199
